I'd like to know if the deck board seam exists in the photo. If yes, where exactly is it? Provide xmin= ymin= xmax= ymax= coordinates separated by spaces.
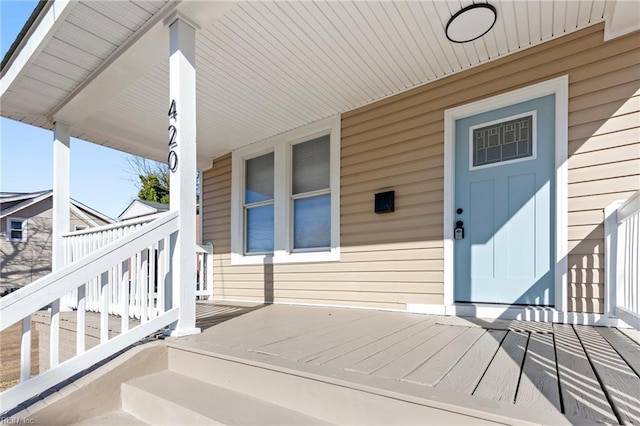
xmin=470 ymin=329 xmax=508 ymax=396
xmin=366 ymin=324 xmax=450 ymax=376
xmin=308 ymin=323 xmax=419 ymax=365
xmin=429 ymin=329 xmax=487 ymax=388
xmin=512 ymin=331 xmax=531 ymax=405
xmin=551 ymin=328 xmax=566 ymax=415
xmin=572 ymin=325 xmax=624 ymax=425
xmin=335 ymin=318 xmax=438 ymax=368
xmin=302 ymin=316 xmax=422 ymax=364
xmin=597 ymin=328 xmax=640 ymax=378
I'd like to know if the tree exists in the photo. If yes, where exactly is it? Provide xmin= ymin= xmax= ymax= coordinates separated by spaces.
xmin=138 ymin=172 xmax=170 ymax=204
xmin=127 ymin=156 xmax=200 ymax=204
xmin=128 ymin=157 xmax=170 ymax=204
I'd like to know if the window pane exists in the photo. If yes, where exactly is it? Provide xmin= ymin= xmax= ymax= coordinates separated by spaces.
xmin=10 ymin=230 xmax=22 ymax=240
xmin=246 ymin=204 xmax=274 ymax=253
xmin=473 ymin=115 xmax=533 ymax=167
xmin=292 ymin=136 xmax=330 ymax=195
xmin=294 ymin=194 xmax=330 ymax=249
xmin=245 ymin=153 xmax=274 ymax=204
xmin=10 ymin=221 xmax=22 ymax=230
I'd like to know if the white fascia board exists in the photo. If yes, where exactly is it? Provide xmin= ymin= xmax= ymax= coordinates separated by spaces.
xmin=0 ymin=190 xmax=50 ymax=204
xmin=117 ymin=200 xmax=139 ymax=220
xmin=0 ymin=191 xmax=52 ymax=219
xmin=70 ymin=200 xmax=114 ymax=224
xmin=118 ymin=201 xmax=159 ymax=221
xmin=69 ymin=203 xmax=99 ymax=227
xmin=0 ymin=0 xmax=75 ymax=98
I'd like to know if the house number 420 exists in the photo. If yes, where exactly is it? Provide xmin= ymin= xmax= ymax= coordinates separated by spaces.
xmin=167 ymin=99 xmax=178 ymax=173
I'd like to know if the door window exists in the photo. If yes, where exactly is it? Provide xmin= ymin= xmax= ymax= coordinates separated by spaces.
xmin=471 ymin=113 xmax=534 ymax=169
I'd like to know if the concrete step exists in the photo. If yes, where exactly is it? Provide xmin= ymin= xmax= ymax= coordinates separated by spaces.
xmin=121 ymin=370 xmax=331 ymax=425
xmin=166 ymin=344 xmax=503 ymax=425
xmin=72 ymin=410 xmax=149 ymax=425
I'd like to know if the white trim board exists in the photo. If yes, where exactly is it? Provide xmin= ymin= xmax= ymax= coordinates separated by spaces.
xmin=443 ymin=76 xmax=569 ymax=316
xmin=0 ymin=191 xmax=52 ymax=219
xmin=443 ymin=303 xmax=629 ymax=327
xmin=213 ymin=298 xmax=628 ymax=327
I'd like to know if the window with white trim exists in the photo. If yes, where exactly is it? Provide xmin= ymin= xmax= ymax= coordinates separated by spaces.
xmin=7 ymin=217 xmax=27 ymax=242
xmin=244 ymin=152 xmax=274 ymax=254
xmin=292 ymin=135 xmax=331 ymax=251
xmin=232 ymin=116 xmax=340 ymax=264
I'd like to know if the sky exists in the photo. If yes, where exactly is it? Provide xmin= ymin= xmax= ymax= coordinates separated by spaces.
xmin=0 ymin=0 xmax=153 ymax=219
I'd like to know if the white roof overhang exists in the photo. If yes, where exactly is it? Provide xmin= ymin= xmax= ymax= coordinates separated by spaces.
xmin=1 ymin=1 xmax=638 ymax=170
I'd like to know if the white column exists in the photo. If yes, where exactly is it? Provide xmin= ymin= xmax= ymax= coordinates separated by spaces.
xmin=166 ymin=13 xmax=200 ymax=336
xmin=52 ymin=121 xmax=70 ymax=269
xmin=51 ymin=120 xmax=70 ymax=367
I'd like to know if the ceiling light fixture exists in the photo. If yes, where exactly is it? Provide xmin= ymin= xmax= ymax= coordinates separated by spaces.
xmin=446 ymin=3 xmax=497 ymax=43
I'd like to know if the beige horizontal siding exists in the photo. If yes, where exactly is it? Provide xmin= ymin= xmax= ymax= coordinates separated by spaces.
xmin=202 ymin=23 xmax=639 ymax=313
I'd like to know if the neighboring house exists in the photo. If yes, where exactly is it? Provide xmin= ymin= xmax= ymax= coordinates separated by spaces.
xmin=0 ymin=1 xmax=637 ymax=323
xmin=118 ymin=199 xmax=201 ymax=242
xmin=0 ymin=191 xmax=113 ymax=293
xmin=118 ymin=199 xmax=169 ymax=221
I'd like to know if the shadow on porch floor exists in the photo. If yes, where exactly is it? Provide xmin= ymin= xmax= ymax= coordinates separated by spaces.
xmin=182 ymin=301 xmax=640 ymax=424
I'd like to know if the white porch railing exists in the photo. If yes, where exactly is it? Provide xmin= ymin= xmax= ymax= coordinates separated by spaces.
xmin=0 ymin=211 xmax=180 ymax=413
xmin=196 ymin=242 xmax=214 ymax=300
xmin=60 ymin=214 xmax=214 ymax=313
xmin=605 ymin=190 xmax=640 ymax=329
xmin=61 ymin=213 xmax=164 ymax=317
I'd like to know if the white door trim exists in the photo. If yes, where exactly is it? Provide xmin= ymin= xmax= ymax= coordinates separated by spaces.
xmin=443 ymin=75 xmax=569 ymax=316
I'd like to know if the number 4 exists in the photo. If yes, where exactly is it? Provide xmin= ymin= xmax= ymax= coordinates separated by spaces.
xmin=168 ymin=99 xmax=177 ymax=120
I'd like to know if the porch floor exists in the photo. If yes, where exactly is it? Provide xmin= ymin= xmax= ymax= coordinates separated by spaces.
xmin=180 ymin=301 xmax=640 ymax=424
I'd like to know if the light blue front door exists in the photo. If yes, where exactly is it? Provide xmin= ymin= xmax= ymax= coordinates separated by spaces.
xmin=454 ymin=95 xmax=555 ymax=306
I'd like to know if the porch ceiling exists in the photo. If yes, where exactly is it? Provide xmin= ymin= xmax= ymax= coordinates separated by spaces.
xmin=0 ymin=0 xmax=625 ymax=168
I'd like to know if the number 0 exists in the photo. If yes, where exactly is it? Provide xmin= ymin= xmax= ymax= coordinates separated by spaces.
xmin=168 ymin=150 xmax=178 ymax=172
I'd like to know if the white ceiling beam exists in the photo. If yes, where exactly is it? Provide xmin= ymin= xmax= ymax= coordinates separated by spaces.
xmin=50 ymin=1 xmax=179 ymax=124
xmin=78 ymin=115 xmax=212 ymax=170
xmin=605 ymin=0 xmax=640 ymax=41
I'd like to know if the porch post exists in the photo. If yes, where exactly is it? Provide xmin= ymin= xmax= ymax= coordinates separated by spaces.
xmin=166 ymin=13 xmax=200 ymax=336
xmin=51 ymin=120 xmax=70 ymax=366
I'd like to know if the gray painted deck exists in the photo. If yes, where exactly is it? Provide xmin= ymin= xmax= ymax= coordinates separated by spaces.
xmin=182 ymin=302 xmax=640 ymax=424
xmin=34 ymin=302 xmax=639 ymax=424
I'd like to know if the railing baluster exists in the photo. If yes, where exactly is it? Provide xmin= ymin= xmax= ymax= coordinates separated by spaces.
xmin=157 ymin=238 xmax=165 ymax=315
xmin=141 ymin=248 xmax=149 ymax=322
xmin=131 ymin=253 xmax=138 ymax=319
xmin=20 ymin=317 xmax=31 ymax=382
xmin=207 ymin=243 xmax=214 ymax=299
xmin=100 ymin=271 xmax=109 ymax=344
xmin=77 ymin=284 xmax=86 ymax=355
xmin=632 ymin=212 xmax=638 ymax=313
xmin=149 ymin=243 xmax=157 ymax=319
xmin=50 ymin=300 xmax=60 ymax=368
xmin=199 ymin=251 xmax=205 ymax=299
xmin=121 ymin=259 xmax=130 ymax=332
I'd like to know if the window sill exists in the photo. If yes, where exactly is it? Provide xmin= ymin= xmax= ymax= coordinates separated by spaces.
xmin=231 ymin=248 xmax=340 ymax=266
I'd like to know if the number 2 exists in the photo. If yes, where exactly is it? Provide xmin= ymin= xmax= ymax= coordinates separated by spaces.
xmin=168 ymin=125 xmax=177 ymax=148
